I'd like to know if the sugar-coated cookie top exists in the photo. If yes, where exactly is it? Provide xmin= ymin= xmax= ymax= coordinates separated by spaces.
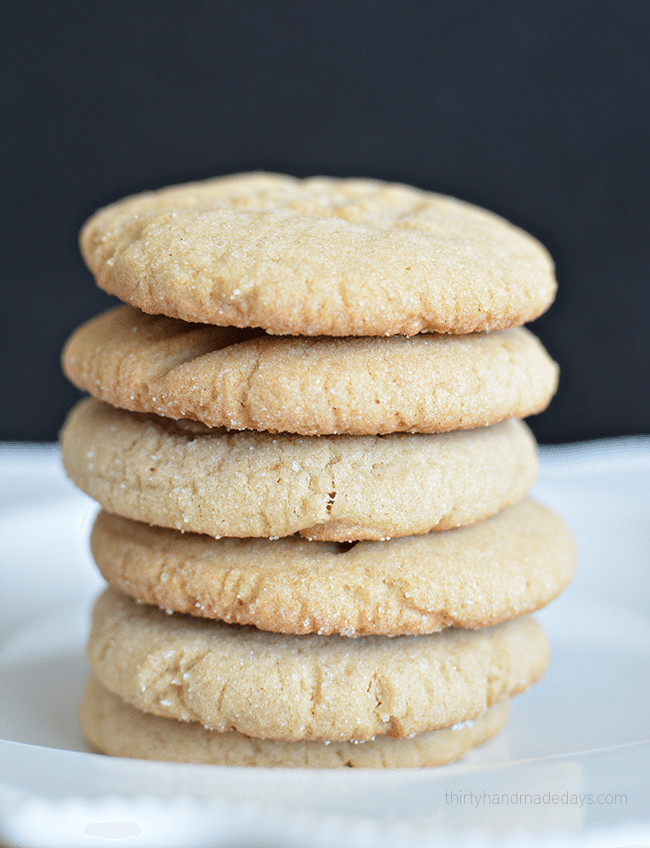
xmin=80 ymin=173 xmax=556 ymax=336
xmin=62 ymin=305 xmax=558 ymax=435
xmin=60 ymin=398 xmax=538 ymax=541
xmin=88 ymin=587 xmax=548 ymax=741
xmin=91 ymin=499 xmax=575 ymax=636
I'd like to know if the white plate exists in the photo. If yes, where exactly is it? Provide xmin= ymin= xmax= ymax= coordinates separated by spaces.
xmin=1 ymin=440 xmax=649 ymax=848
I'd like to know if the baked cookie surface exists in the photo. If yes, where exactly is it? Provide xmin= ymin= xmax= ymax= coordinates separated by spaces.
xmin=63 ymin=305 xmax=558 ymax=435
xmin=87 ymin=588 xmax=548 ymax=742
xmin=80 ymin=173 xmax=556 ymax=336
xmin=61 ymin=398 xmax=538 ymax=541
xmin=91 ymin=499 xmax=575 ymax=636
xmin=81 ymin=676 xmax=509 ymax=768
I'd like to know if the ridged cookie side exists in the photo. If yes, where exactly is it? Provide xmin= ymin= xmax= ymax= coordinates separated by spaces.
xmin=87 ymin=588 xmax=548 ymax=742
xmin=91 ymin=499 xmax=575 ymax=635
xmin=63 ymin=305 xmax=558 ymax=435
xmin=81 ymin=676 xmax=510 ymax=768
xmin=61 ymin=398 xmax=538 ymax=540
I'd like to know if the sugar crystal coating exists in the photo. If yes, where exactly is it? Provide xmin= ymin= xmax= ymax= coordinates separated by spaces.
xmin=80 ymin=173 xmax=556 ymax=337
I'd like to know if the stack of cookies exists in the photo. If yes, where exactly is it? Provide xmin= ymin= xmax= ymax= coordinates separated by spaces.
xmin=60 ymin=173 xmax=575 ymax=768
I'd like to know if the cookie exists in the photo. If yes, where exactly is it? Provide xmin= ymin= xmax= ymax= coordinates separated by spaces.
xmin=61 ymin=398 xmax=538 ymax=541
xmin=80 ymin=676 xmax=510 ymax=768
xmin=63 ymin=305 xmax=558 ymax=436
xmin=87 ymin=588 xmax=548 ymax=742
xmin=91 ymin=499 xmax=575 ymax=636
xmin=79 ymin=173 xmax=556 ymax=337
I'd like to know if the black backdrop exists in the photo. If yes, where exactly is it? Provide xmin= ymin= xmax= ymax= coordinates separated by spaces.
xmin=3 ymin=1 xmax=649 ymax=442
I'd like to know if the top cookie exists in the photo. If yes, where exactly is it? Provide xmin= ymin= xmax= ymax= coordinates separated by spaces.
xmin=80 ymin=173 xmax=556 ymax=337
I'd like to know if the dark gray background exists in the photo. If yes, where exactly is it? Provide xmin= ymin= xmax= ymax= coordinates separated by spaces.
xmin=2 ymin=1 xmax=649 ymax=442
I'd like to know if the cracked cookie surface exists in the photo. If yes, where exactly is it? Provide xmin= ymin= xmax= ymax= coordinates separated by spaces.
xmin=80 ymin=173 xmax=556 ymax=336
xmin=91 ymin=499 xmax=575 ymax=635
xmin=61 ymin=398 xmax=538 ymax=541
xmin=63 ymin=305 xmax=558 ymax=435
xmin=87 ymin=588 xmax=548 ymax=742
xmin=80 ymin=676 xmax=510 ymax=768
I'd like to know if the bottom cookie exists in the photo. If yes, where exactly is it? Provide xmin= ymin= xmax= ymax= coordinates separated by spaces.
xmin=81 ymin=677 xmax=510 ymax=769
